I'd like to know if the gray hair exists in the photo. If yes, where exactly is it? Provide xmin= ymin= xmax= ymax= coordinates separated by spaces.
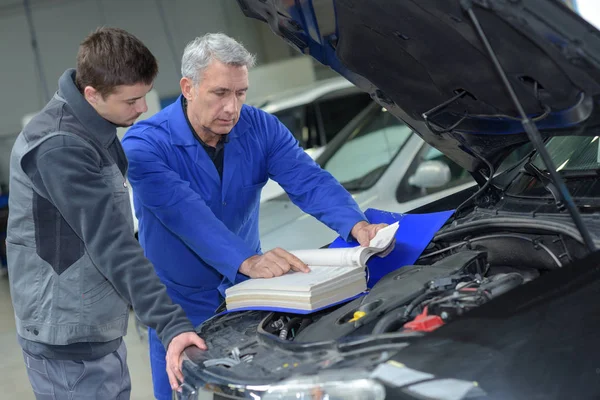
xmin=181 ymin=33 xmax=256 ymax=84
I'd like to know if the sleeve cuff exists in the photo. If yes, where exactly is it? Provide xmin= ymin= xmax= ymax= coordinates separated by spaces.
xmin=160 ymin=320 xmax=196 ymax=349
xmin=223 ymin=247 xmax=258 ymax=284
xmin=339 ymin=212 xmax=368 ymax=242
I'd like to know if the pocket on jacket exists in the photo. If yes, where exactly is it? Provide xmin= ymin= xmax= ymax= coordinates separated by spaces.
xmin=102 ymin=165 xmax=128 ymax=195
xmin=82 ymin=279 xmax=114 ymax=305
xmin=6 ymin=241 xmax=46 ymax=323
xmin=82 ymin=277 xmax=128 ymax=325
xmin=102 ymin=166 xmax=134 ymax=233
xmin=242 ymin=179 xmax=268 ymax=191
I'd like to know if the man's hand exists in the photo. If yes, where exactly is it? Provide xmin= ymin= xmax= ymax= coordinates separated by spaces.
xmin=351 ymin=221 xmax=389 ymax=247
xmin=166 ymin=331 xmax=207 ymax=391
xmin=240 ymin=248 xmax=310 ymax=278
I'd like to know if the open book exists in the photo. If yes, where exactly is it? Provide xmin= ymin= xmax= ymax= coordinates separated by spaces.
xmin=225 ymin=222 xmax=399 ymax=313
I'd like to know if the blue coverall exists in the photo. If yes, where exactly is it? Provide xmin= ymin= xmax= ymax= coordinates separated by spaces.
xmin=122 ymin=96 xmax=365 ymax=399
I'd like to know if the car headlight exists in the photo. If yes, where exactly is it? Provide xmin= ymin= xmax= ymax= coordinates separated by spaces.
xmin=260 ymin=369 xmax=386 ymax=400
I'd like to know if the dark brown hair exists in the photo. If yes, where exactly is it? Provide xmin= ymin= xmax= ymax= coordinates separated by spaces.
xmin=76 ymin=27 xmax=158 ymax=98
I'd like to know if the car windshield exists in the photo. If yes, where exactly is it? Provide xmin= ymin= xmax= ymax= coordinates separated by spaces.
xmin=273 ymin=107 xmax=305 ymax=144
xmin=323 ymin=107 xmax=413 ymax=191
xmin=504 ymin=135 xmax=600 ymax=200
xmin=531 ymin=136 xmax=600 ymax=172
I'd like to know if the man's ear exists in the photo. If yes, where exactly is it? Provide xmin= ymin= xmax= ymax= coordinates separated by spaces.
xmin=83 ymin=86 xmax=101 ymax=105
xmin=180 ymin=77 xmax=194 ymax=101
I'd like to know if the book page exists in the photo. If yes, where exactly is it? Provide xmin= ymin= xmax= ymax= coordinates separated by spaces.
xmin=366 ymin=221 xmax=399 ymax=251
xmin=289 ymin=221 xmax=399 ymax=268
xmin=289 ymin=247 xmax=363 ymax=268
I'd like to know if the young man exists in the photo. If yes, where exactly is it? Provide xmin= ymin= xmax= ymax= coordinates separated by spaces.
xmin=122 ymin=32 xmax=387 ymax=399
xmin=7 ymin=27 xmax=205 ymax=399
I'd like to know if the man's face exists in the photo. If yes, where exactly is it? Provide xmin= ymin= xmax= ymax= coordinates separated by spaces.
xmin=183 ymin=60 xmax=249 ymax=136
xmin=87 ymin=83 xmax=153 ymax=127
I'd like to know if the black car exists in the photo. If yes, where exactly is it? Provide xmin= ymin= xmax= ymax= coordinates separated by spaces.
xmin=179 ymin=1 xmax=600 ymax=399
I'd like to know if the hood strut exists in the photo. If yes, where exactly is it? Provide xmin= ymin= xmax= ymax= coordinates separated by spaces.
xmin=461 ymin=0 xmax=596 ymax=253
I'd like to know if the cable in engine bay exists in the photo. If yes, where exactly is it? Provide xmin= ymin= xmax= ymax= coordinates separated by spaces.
xmin=420 ymin=233 xmax=563 ymax=267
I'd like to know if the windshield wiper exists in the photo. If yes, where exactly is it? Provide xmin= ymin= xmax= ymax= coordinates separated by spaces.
xmin=342 ymin=165 xmax=387 ymax=192
xmin=523 ymin=162 xmax=565 ymax=212
xmin=558 ymin=169 xmax=600 ymax=178
xmin=462 ymin=0 xmax=596 ymax=253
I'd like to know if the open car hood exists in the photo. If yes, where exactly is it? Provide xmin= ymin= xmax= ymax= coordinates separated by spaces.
xmin=236 ymin=0 xmax=600 ymax=172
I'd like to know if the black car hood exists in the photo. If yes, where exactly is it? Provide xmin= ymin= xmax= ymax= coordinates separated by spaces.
xmin=237 ymin=0 xmax=600 ymax=172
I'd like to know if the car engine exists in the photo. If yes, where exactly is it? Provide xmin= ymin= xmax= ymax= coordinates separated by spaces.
xmin=184 ymin=229 xmax=584 ymax=393
xmin=260 ymin=248 xmax=540 ymax=343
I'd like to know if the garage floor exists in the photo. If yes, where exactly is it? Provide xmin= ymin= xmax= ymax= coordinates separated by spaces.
xmin=0 ymin=276 xmax=212 ymax=400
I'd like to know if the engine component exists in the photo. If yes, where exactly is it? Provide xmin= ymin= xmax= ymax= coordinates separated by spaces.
xmin=403 ymin=306 xmax=445 ymax=332
xmin=374 ymin=267 xmax=528 ymax=334
xmin=203 ymin=347 xmax=254 ymax=368
xmin=262 ymin=314 xmax=314 ymax=341
xmin=425 ymin=272 xmax=525 ymax=324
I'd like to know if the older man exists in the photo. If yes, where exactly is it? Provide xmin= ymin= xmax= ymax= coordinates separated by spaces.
xmin=122 ymin=33 xmax=385 ymax=399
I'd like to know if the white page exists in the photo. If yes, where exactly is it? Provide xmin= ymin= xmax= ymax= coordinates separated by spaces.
xmin=290 ymin=247 xmax=363 ymax=268
xmin=367 ymin=221 xmax=399 ymax=251
xmin=289 ymin=221 xmax=399 ymax=268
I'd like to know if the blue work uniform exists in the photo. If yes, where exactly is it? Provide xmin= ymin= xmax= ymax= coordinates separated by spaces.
xmin=122 ymin=96 xmax=366 ymax=399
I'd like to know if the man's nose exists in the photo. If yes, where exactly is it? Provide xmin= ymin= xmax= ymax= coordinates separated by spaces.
xmin=223 ymin=96 xmax=238 ymax=114
xmin=136 ymin=98 xmax=148 ymax=114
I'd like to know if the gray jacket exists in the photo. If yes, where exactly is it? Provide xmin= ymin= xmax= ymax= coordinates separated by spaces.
xmin=7 ymin=69 xmax=194 ymax=359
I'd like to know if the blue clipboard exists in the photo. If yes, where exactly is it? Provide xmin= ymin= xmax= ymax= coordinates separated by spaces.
xmin=329 ymin=208 xmax=455 ymax=288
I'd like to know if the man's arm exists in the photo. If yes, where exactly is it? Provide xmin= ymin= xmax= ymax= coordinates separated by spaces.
xmin=122 ymin=133 xmax=269 ymax=282
xmin=123 ymin=133 xmax=309 ymax=280
xmin=22 ymin=135 xmax=197 ymax=348
xmin=264 ymin=113 xmax=369 ymax=241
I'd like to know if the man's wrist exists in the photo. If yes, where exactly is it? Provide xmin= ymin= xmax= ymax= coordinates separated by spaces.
xmin=350 ymin=220 xmax=369 ymax=239
xmin=239 ymin=254 xmax=259 ymax=275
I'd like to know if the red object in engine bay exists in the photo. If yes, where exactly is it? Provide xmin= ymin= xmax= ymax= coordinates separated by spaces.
xmin=403 ymin=306 xmax=445 ymax=332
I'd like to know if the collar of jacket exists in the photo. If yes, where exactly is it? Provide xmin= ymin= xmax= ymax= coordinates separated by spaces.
xmin=168 ymin=94 xmax=251 ymax=147
xmin=57 ymin=69 xmax=118 ymax=148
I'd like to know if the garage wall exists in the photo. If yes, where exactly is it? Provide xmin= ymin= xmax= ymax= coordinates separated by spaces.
xmin=0 ymin=135 xmax=14 ymax=193
xmin=0 ymin=7 xmax=41 ymax=139
xmin=0 ymin=0 xmax=294 ymax=185
xmin=0 ymin=0 xmax=280 ymax=137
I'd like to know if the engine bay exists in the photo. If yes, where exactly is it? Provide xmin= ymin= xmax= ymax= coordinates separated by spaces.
xmin=183 ymin=228 xmax=586 ymax=393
